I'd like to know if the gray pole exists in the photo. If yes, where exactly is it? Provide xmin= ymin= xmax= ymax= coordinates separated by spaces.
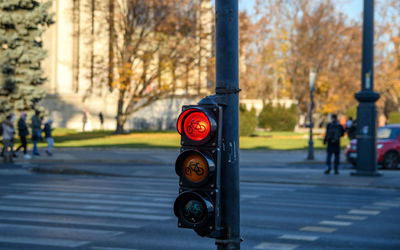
xmin=351 ymin=0 xmax=381 ymax=176
xmin=307 ymin=71 xmax=316 ymax=160
xmin=214 ymin=0 xmax=240 ymax=249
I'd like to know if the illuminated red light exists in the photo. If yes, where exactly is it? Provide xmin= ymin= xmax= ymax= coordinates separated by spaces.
xmin=183 ymin=112 xmax=210 ymax=141
xmin=177 ymin=109 xmax=196 ymax=134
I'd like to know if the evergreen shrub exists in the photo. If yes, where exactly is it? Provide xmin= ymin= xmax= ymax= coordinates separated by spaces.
xmin=258 ymin=103 xmax=298 ymax=131
xmin=239 ymin=105 xmax=257 ymax=136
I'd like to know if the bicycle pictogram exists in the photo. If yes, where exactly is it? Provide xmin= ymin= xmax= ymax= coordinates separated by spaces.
xmin=186 ymin=120 xmax=206 ymax=134
xmin=185 ymin=160 xmax=204 ymax=176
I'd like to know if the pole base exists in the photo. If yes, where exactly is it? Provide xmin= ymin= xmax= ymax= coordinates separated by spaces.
xmin=350 ymin=171 xmax=382 ymax=177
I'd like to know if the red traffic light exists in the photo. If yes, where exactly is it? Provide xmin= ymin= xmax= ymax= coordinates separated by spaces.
xmin=177 ymin=107 xmax=217 ymax=144
xmin=183 ymin=112 xmax=211 ymax=141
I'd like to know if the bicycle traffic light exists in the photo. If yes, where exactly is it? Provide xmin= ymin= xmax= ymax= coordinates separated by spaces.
xmin=173 ymin=103 xmax=223 ymax=238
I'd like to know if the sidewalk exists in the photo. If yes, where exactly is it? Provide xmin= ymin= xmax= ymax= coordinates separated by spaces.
xmin=3 ymin=147 xmax=400 ymax=190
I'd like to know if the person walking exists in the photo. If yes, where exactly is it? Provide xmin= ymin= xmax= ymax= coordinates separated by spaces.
xmin=99 ymin=112 xmax=104 ymax=130
xmin=15 ymin=112 xmax=31 ymax=159
xmin=31 ymin=110 xmax=42 ymax=156
xmin=2 ymin=114 xmax=15 ymax=163
xmin=323 ymin=114 xmax=345 ymax=174
xmin=43 ymin=119 xmax=54 ymax=156
xmin=82 ymin=111 xmax=88 ymax=132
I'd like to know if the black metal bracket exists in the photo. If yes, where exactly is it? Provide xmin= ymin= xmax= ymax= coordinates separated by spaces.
xmin=215 ymin=87 xmax=241 ymax=95
xmin=198 ymin=94 xmax=228 ymax=106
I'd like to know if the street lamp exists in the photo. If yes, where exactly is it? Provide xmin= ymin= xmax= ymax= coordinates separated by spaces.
xmin=351 ymin=0 xmax=381 ymax=177
xmin=307 ymin=70 xmax=316 ymax=160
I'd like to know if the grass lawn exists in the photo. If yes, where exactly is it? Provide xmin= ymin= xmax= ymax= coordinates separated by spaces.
xmin=19 ymin=129 xmax=349 ymax=150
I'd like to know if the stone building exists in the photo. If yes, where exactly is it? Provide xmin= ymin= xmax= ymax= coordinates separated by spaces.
xmin=41 ymin=0 xmax=213 ymax=131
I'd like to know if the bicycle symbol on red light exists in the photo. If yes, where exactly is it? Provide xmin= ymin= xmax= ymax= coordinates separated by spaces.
xmin=186 ymin=120 xmax=206 ymax=135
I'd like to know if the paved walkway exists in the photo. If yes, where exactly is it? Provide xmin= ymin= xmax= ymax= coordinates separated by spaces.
xmin=3 ymin=147 xmax=400 ymax=190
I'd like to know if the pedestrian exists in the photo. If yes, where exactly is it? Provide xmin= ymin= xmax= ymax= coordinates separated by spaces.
xmin=2 ymin=113 xmax=15 ymax=163
xmin=43 ymin=119 xmax=54 ymax=156
xmin=82 ymin=111 xmax=87 ymax=132
xmin=31 ymin=110 xmax=42 ymax=156
xmin=347 ymin=119 xmax=357 ymax=140
xmin=15 ymin=112 xmax=31 ymax=159
xmin=99 ymin=112 xmax=104 ymax=130
xmin=346 ymin=117 xmax=353 ymax=130
xmin=323 ymin=114 xmax=345 ymax=174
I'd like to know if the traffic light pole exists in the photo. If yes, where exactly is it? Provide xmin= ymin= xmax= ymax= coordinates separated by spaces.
xmin=214 ymin=0 xmax=240 ymax=249
xmin=351 ymin=0 xmax=381 ymax=177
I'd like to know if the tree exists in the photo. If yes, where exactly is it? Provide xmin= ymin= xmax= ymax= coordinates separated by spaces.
xmin=79 ymin=0 xmax=213 ymax=133
xmin=375 ymin=0 xmax=400 ymax=118
xmin=240 ymin=0 xmax=364 ymax=118
xmin=0 ymin=0 xmax=54 ymax=121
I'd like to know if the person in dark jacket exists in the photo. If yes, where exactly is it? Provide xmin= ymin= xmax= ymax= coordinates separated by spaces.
xmin=323 ymin=114 xmax=345 ymax=174
xmin=2 ymin=114 xmax=15 ymax=163
xmin=43 ymin=119 xmax=54 ymax=156
xmin=15 ymin=112 xmax=31 ymax=159
xmin=31 ymin=110 xmax=42 ymax=156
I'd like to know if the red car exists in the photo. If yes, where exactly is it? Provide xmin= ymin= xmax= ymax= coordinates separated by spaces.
xmin=345 ymin=124 xmax=400 ymax=169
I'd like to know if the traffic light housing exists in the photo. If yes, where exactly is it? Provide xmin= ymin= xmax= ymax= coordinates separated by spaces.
xmin=174 ymin=103 xmax=223 ymax=238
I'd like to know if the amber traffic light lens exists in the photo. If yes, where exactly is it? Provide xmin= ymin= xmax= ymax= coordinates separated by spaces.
xmin=182 ymin=152 xmax=208 ymax=183
xmin=183 ymin=111 xmax=210 ymax=141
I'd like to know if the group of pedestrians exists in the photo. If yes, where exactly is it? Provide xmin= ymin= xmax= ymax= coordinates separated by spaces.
xmin=1 ymin=110 xmax=54 ymax=163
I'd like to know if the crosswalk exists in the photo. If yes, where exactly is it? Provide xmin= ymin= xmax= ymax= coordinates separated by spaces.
xmin=0 ymin=176 xmax=177 ymax=249
xmin=1 ymin=174 xmax=399 ymax=250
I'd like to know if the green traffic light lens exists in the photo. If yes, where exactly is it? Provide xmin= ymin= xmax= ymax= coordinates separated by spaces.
xmin=183 ymin=199 xmax=206 ymax=223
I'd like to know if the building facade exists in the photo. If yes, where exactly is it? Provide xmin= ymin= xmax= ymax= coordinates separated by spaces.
xmin=41 ymin=0 xmax=213 ymax=131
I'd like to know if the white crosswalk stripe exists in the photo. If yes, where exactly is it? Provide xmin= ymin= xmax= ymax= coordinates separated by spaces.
xmin=0 ymin=179 xmax=175 ymax=249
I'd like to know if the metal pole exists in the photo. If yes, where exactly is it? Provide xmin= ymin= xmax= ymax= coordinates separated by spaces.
xmin=214 ymin=0 xmax=240 ymax=249
xmin=352 ymin=0 xmax=381 ymax=176
xmin=307 ymin=90 xmax=314 ymax=160
xmin=307 ymin=70 xmax=316 ymax=160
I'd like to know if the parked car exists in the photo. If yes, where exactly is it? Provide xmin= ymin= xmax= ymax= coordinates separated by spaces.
xmin=345 ymin=124 xmax=400 ymax=169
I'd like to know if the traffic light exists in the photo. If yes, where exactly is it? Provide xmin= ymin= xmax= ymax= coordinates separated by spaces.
xmin=173 ymin=103 xmax=223 ymax=238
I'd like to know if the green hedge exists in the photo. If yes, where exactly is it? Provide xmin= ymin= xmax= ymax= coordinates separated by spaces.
xmin=388 ymin=112 xmax=400 ymax=124
xmin=258 ymin=103 xmax=297 ymax=131
xmin=239 ymin=105 xmax=257 ymax=136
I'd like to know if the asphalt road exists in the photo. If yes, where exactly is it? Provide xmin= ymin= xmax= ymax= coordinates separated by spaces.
xmin=0 ymin=163 xmax=399 ymax=250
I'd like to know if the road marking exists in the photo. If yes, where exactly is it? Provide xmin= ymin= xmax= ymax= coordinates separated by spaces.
xmin=0 ymin=236 xmax=88 ymax=248
xmin=335 ymin=215 xmax=367 ymax=221
xmin=0 ymin=223 xmax=123 ymax=237
xmin=0 ymin=215 xmax=142 ymax=229
xmin=29 ymin=191 xmax=173 ymax=203
xmin=3 ymin=195 xmax=171 ymax=208
xmin=0 ymin=205 xmax=171 ymax=221
xmin=300 ymin=226 xmax=337 ymax=233
xmin=348 ymin=209 xmax=380 ymax=215
xmin=362 ymin=206 xmax=388 ymax=210
xmin=374 ymin=202 xmax=400 ymax=207
xmin=254 ymin=242 xmax=298 ymax=250
xmin=278 ymin=234 xmax=318 ymax=241
xmin=319 ymin=220 xmax=352 ymax=226
xmin=12 ymin=183 xmax=174 ymax=195
xmin=91 ymin=247 xmax=138 ymax=250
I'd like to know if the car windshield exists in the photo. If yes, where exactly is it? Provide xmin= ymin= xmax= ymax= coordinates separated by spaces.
xmin=377 ymin=127 xmax=400 ymax=139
